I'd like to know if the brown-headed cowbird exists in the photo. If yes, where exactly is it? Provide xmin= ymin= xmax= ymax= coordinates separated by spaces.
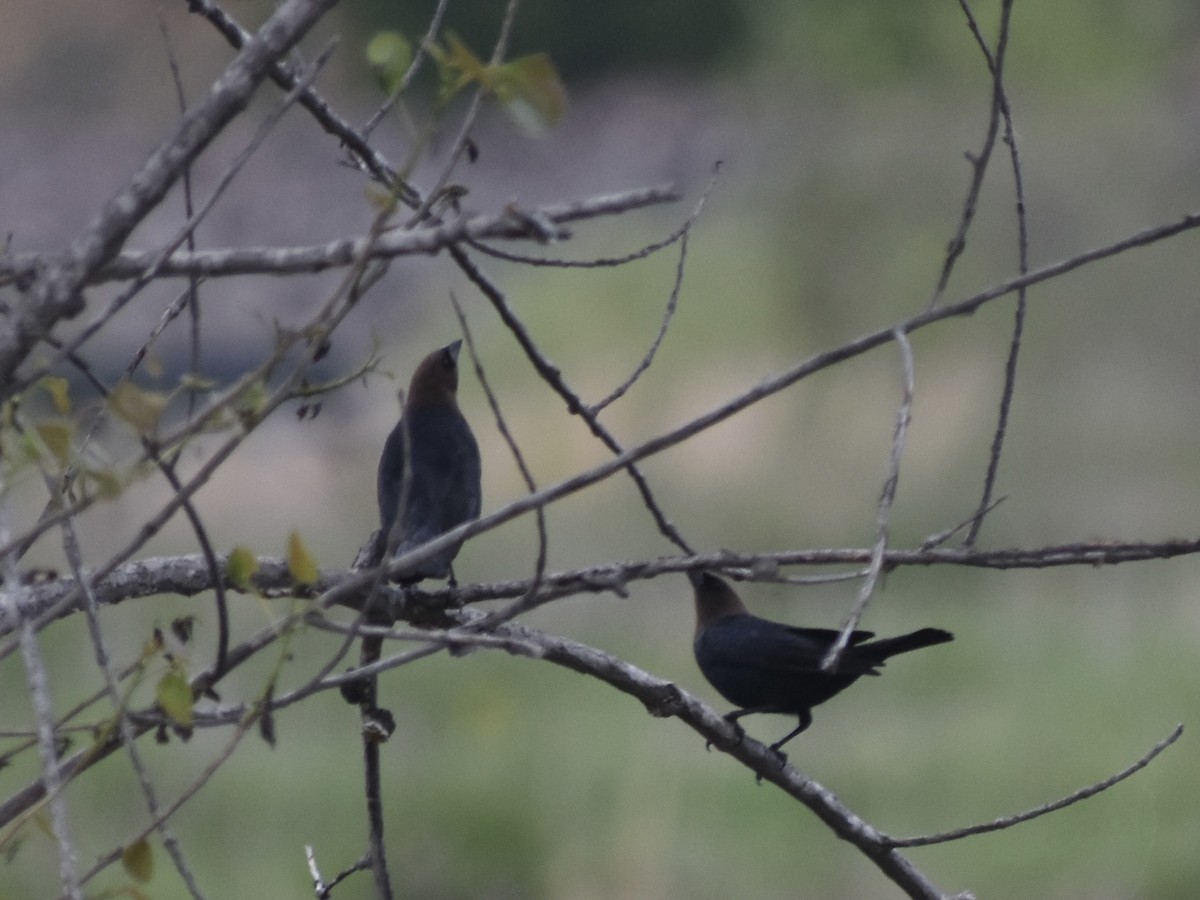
xmin=375 ymin=339 xmax=481 ymax=582
xmin=688 ymin=571 xmax=952 ymax=752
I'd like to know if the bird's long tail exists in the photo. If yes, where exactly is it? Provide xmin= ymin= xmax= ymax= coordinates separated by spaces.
xmin=867 ymin=627 xmax=954 ymax=660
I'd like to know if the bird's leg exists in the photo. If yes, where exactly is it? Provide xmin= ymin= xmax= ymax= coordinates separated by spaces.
xmin=447 ymin=563 xmax=458 ymax=590
xmin=766 ymin=710 xmax=813 ymax=762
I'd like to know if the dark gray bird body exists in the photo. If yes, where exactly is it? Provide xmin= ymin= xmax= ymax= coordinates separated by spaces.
xmin=688 ymin=571 xmax=952 ymax=751
xmin=375 ymin=340 xmax=481 ymax=582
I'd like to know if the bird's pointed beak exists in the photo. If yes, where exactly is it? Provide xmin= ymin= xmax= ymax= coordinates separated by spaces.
xmin=445 ymin=339 xmax=463 ymax=361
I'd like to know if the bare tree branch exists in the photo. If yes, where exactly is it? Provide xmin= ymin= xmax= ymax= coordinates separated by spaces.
xmin=57 ymin=497 xmax=205 ymax=898
xmin=450 ymin=294 xmax=550 ymax=620
xmin=929 ymin=0 xmax=1011 ymax=308
xmin=361 ymin=0 xmax=452 ymax=137
xmin=962 ymin=0 xmax=1030 ymax=546
xmin=9 ymin=533 xmax=1200 ymax=647
xmin=885 ymin=724 xmax=1184 ymax=848
xmin=0 ymin=186 xmax=681 ymax=286
xmin=587 ymin=165 xmax=720 ymax=415
xmin=469 ymin=613 xmax=955 ymax=900
xmin=826 ymin=326 xmax=915 ymax=668
xmin=0 ymin=1 xmax=1192 ymax=894
xmin=0 ymin=0 xmax=339 ymax=393
xmin=450 ymin=244 xmax=696 ymax=554
xmin=184 ymin=0 xmax=412 ymax=197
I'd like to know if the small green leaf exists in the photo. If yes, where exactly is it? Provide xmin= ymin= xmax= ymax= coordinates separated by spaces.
xmin=34 ymin=421 xmax=73 ymax=466
xmin=156 ymin=667 xmax=193 ymax=729
xmin=39 ymin=376 xmax=72 ymax=414
xmin=227 ymin=546 xmax=259 ymax=591
xmin=109 ymin=381 xmax=168 ymax=435
xmin=122 ymin=838 xmax=154 ymax=883
xmin=489 ymin=53 xmax=566 ymax=136
xmin=286 ymin=530 xmax=319 ymax=586
xmin=366 ymin=31 xmax=413 ymax=95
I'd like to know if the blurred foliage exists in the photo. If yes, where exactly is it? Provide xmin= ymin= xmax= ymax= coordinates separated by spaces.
xmin=350 ymin=0 xmax=751 ymax=80
xmin=754 ymin=0 xmax=1200 ymax=89
xmin=348 ymin=0 xmax=1199 ymax=89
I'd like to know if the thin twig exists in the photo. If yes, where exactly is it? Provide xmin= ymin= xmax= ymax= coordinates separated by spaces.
xmin=449 ymin=293 xmax=550 ymax=619
xmin=28 ymin=42 xmax=338 ymax=393
xmin=466 ymin=224 xmax=686 ymax=267
xmin=587 ymin=166 xmax=720 ymax=415
xmin=184 ymin=0 xmax=414 ymax=200
xmin=68 ymin=695 xmax=265 ymax=894
xmin=361 ymin=0 xmax=452 ymax=137
xmin=450 ymin=244 xmax=695 ymax=555
xmin=919 ymin=497 xmax=1005 ymax=551
xmin=403 ymin=0 xmax=522 ymax=230
xmin=306 ymin=844 xmax=370 ymax=899
xmin=0 ymin=0 xmax=340 ymax=392
xmin=151 ymin=0 xmax=205 ymax=419
xmin=1 ymin=512 xmax=80 ymax=899
xmin=964 ymin=0 xmax=1027 ymax=547
xmin=359 ymin=637 xmax=394 ymax=900
xmin=885 ymin=724 xmax=1184 ymax=847
xmin=928 ymin=0 xmax=1007 ymax=308
xmin=58 ymin=503 xmax=205 ymax=898
xmin=825 ymin=327 xmax=916 ymax=668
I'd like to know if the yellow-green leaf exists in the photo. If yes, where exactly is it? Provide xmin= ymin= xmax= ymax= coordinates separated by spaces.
xmin=34 ymin=421 xmax=73 ymax=466
xmin=227 ymin=546 xmax=259 ymax=591
xmin=179 ymin=373 xmax=217 ymax=393
xmin=436 ymin=32 xmax=488 ymax=101
xmin=122 ymin=838 xmax=154 ymax=883
xmin=109 ymin=381 xmax=168 ymax=435
xmin=489 ymin=53 xmax=566 ymax=136
xmin=364 ymin=184 xmax=399 ymax=216
xmin=82 ymin=466 xmax=123 ymax=499
xmin=366 ymin=31 xmax=413 ymax=95
xmin=39 ymin=376 xmax=72 ymax=414
xmin=286 ymin=530 xmax=319 ymax=586
xmin=143 ymin=352 xmax=164 ymax=380
xmin=444 ymin=33 xmax=488 ymax=80
xmin=156 ymin=668 xmax=193 ymax=729
xmin=236 ymin=380 xmax=268 ymax=426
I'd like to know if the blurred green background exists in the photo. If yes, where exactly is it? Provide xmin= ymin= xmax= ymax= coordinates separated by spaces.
xmin=2 ymin=0 xmax=1200 ymax=897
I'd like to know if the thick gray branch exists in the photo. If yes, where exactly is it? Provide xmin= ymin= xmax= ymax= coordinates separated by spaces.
xmin=0 ymin=187 xmax=680 ymax=285
xmin=6 ymin=536 xmax=1199 ymax=640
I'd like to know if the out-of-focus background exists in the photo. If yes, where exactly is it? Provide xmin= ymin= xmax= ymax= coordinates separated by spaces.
xmin=3 ymin=1 xmax=1200 ymax=897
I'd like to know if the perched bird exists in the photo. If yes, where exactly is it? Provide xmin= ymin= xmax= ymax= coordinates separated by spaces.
xmin=688 ymin=570 xmax=952 ymax=752
xmin=373 ymin=339 xmax=482 ymax=582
